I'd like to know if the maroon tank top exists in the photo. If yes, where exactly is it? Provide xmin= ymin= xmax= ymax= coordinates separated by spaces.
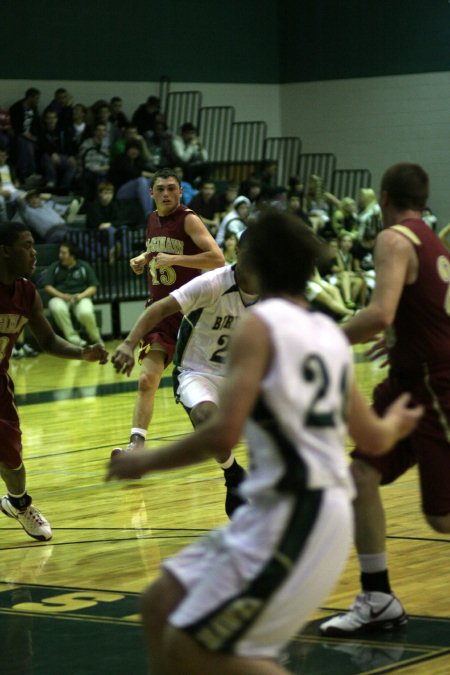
xmin=145 ymin=205 xmax=202 ymax=301
xmin=386 ymin=219 xmax=450 ymax=374
xmin=0 ymin=277 xmax=36 ymax=372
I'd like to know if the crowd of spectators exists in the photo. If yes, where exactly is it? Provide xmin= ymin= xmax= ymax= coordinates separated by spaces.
xmin=1 ymin=84 xmax=444 ymax=326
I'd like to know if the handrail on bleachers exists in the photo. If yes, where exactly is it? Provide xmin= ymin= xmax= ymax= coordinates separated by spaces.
xmin=165 ymin=90 xmax=203 ymax=133
xmin=263 ymin=136 xmax=302 ymax=188
xmin=331 ymin=168 xmax=372 ymax=200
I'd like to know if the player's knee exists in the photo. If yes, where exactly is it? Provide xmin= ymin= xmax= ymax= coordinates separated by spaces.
xmin=351 ymin=458 xmax=382 ymax=492
xmin=425 ymin=513 xmax=450 ymax=534
xmin=190 ymin=401 xmax=217 ymax=428
xmin=138 ymin=370 xmax=161 ymax=394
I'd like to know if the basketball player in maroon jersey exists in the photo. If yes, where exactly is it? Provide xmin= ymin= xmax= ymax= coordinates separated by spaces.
xmin=112 ymin=169 xmax=225 ymax=451
xmin=321 ymin=163 xmax=450 ymax=636
xmin=0 ymin=222 xmax=107 ymax=541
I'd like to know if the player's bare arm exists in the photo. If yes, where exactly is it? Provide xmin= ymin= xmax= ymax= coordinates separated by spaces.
xmin=28 ymin=292 xmax=108 ymax=363
xmin=342 ymin=229 xmax=415 ymax=344
xmin=348 ymin=378 xmax=423 ymax=456
xmin=154 ymin=213 xmax=224 ymax=270
xmin=112 ymin=295 xmax=181 ymax=376
xmin=107 ymin=313 xmax=271 ymax=481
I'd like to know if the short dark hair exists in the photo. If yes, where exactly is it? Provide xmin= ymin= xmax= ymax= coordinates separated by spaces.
xmin=181 ymin=122 xmax=196 ymax=134
xmin=240 ymin=209 xmax=325 ymax=296
xmin=25 ymin=87 xmax=40 ymax=98
xmin=126 ymin=139 xmax=142 ymax=152
xmin=60 ymin=241 xmax=79 ymax=257
xmin=151 ymin=168 xmax=181 ymax=188
xmin=0 ymin=221 xmax=30 ymax=246
xmin=381 ymin=163 xmax=429 ymax=211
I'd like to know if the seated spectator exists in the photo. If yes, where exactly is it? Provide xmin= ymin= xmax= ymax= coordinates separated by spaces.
xmin=216 ymin=182 xmax=238 ymax=217
xmin=131 ymin=95 xmax=161 ymax=138
xmin=422 ymin=206 xmax=438 ymax=231
xmin=188 ymin=180 xmax=221 ymax=236
xmin=44 ymin=87 xmax=74 ymax=129
xmin=325 ymin=233 xmax=367 ymax=309
xmin=285 ymin=190 xmax=312 ymax=226
xmin=9 ymin=87 xmax=42 ymax=181
xmin=304 ymin=174 xmax=338 ymax=237
xmin=111 ymin=123 xmax=152 ymax=166
xmin=215 ymin=195 xmax=250 ymax=246
xmin=41 ymin=242 xmax=103 ymax=347
xmin=352 ymin=231 xmax=377 ymax=296
xmin=85 ymin=181 xmax=130 ymax=263
xmin=331 ymin=196 xmax=359 ymax=237
xmin=78 ymin=123 xmax=110 ymax=200
xmin=18 ymin=190 xmax=82 ymax=243
xmin=170 ymin=122 xmax=209 ymax=184
xmin=173 ymin=166 xmax=197 ymax=206
xmin=146 ymin=120 xmax=172 ymax=170
xmin=109 ymin=140 xmax=153 ymax=219
xmin=65 ymin=103 xmax=91 ymax=154
xmin=357 ymin=187 xmax=382 ymax=240
xmin=37 ymin=110 xmax=77 ymax=194
xmin=0 ymin=106 xmax=13 ymax=150
xmin=0 ymin=147 xmax=22 ymax=221
xmin=109 ymin=96 xmax=129 ymax=135
xmin=248 ymin=160 xmax=286 ymax=201
xmin=222 ymin=232 xmax=238 ymax=265
xmin=306 ymin=267 xmax=354 ymax=322
xmin=94 ymin=103 xmax=120 ymax=150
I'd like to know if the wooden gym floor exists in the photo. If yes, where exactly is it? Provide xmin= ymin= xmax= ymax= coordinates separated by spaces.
xmin=0 ymin=342 xmax=449 ymax=674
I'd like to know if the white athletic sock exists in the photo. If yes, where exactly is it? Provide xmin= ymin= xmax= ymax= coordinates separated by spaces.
xmin=358 ymin=552 xmax=388 ymax=574
xmin=218 ymin=453 xmax=235 ymax=470
xmin=131 ymin=427 xmax=147 ymax=440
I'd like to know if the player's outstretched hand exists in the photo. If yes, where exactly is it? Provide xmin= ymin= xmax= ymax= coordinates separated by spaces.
xmin=111 ymin=342 xmax=135 ymax=376
xmin=106 ymin=449 xmax=150 ymax=481
xmin=385 ymin=393 xmax=424 ymax=441
xmin=81 ymin=343 xmax=108 ymax=364
xmin=365 ymin=335 xmax=389 ymax=368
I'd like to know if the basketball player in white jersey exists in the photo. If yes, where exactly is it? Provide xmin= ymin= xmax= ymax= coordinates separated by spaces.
xmin=107 ymin=210 xmax=422 ymax=675
xmin=111 ymin=231 xmax=258 ymax=516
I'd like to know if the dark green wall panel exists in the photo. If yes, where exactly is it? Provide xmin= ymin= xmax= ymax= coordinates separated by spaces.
xmin=2 ymin=1 xmax=450 ymax=84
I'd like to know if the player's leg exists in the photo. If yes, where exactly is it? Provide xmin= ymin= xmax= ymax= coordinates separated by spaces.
xmin=129 ymin=348 xmax=167 ymax=447
xmin=176 ymin=371 xmax=247 ymax=517
xmin=320 ymin=456 xmax=407 ymax=636
xmin=0 ymin=383 xmax=52 ymax=541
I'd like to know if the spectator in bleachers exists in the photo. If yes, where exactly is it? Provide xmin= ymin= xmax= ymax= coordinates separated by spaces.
xmin=248 ymin=160 xmax=286 ymax=201
xmin=109 ymin=96 xmax=129 ymax=135
xmin=187 ymin=179 xmax=221 ymax=236
xmin=131 ymin=95 xmax=161 ymax=138
xmin=44 ymin=87 xmax=73 ymax=129
xmin=352 ymin=230 xmax=377 ymax=296
xmin=304 ymin=173 xmax=338 ymax=236
xmin=285 ymin=190 xmax=312 ymax=226
xmin=238 ymin=176 xmax=263 ymax=209
xmin=216 ymin=181 xmax=238 ymax=217
xmin=65 ymin=103 xmax=91 ymax=154
xmin=173 ymin=166 xmax=198 ymax=206
xmin=306 ymin=267 xmax=354 ymax=322
xmin=146 ymin=119 xmax=172 ymax=171
xmin=170 ymin=122 xmax=209 ymax=185
xmin=78 ymin=123 xmax=110 ymax=200
xmin=357 ymin=187 xmax=382 ymax=240
xmin=331 ymin=196 xmax=359 ymax=237
xmin=215 ymin=195 xmax=250 ymax=246
xmin=111 ymin=124 xmax=152 ymax=167
xmin=422 ymin=206 xmax=438 ymax=231
xmin=37 ymin=110 xmax=77 ymax=194
xmin=85 ymin=181 xmax=129 ymax=263
xmin=9 ymin=87 xmax=42 ymax=181
xmin=109 ymin=140 xmax=154 ymax=219
xmin=17 ymin=190 xmax=82 ymax=243
xmin=324 ymin=234 xmax=366 ymax=309
xmin=0 ymin=106 xmax=13 ymax=150
xmin=0 ymin=147 xmax=22 ymax=222
xmin=41 ymin=241 xmax=103 ymax=347
xmin=222 ymin=231 xmax=238 ymax=265
xmin=94 ymin=103 xmax=120 ymax=151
